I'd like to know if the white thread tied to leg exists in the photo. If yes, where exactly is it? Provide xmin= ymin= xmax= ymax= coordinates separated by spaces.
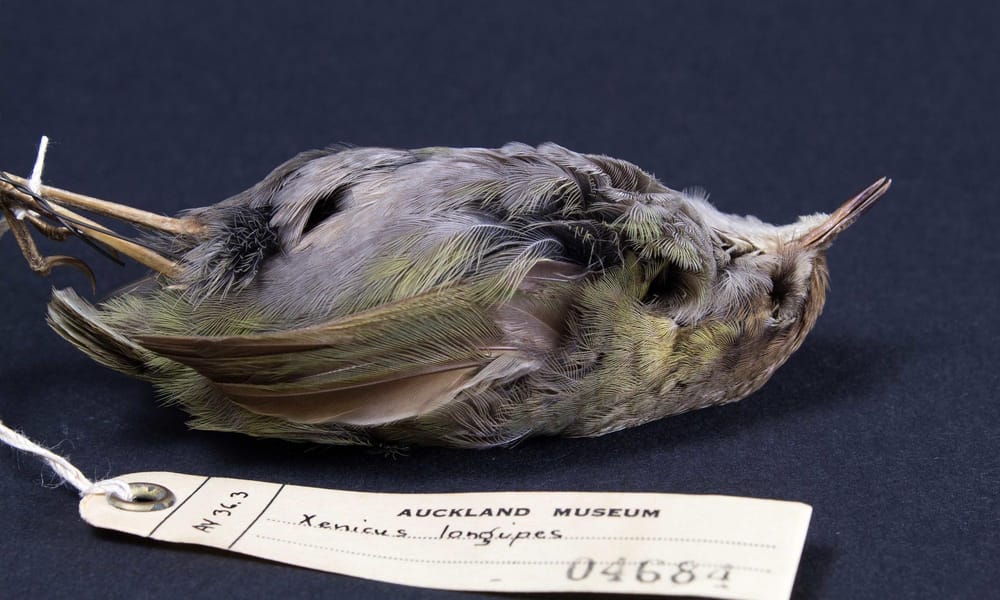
xmin=0 ymin=419 xmax=132 ymax=501
xmin=14 ymin=134 xmax=49 ymax=221
xmin=28 ymin=135 xmax=49 ymax=194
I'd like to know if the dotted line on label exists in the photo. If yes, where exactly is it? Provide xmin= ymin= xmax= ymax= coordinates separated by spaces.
xmin=257 ymin=535 xmax=574 ymax=565
xmin=267 ymin=519 xmax=309 ymax=526
xmin=560 ymin=536 xmax=777 ymax=550
xmin=253 ymin=534 xmax=772 ymax=573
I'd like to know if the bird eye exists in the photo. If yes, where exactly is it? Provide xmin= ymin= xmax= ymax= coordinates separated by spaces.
xmin=768 ymin=263 xmax=808 ymax=323
xmin=643 ymin=266 xmax=701 ymax=307
xmin=769 ymin=275 xmax=791 ymax=319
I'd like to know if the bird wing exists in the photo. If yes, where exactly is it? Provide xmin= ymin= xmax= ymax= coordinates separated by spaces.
xmin=134 ymin=261 xmax=583 ymax=427
xmin=209 ymin=364 xmax=486 ymax=426
xmin=134 ymin=288 xmax=505 ymax=426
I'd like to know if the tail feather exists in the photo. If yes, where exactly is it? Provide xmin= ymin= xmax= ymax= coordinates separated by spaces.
xmin=46 ymin=288 xmax=151 ymax=377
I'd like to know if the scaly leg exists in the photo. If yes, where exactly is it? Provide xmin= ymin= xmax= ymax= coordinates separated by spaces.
xmin=0 ymin=194 xmax=96 ymax=289
xmin=1 ymin=171 xmax=203 ymax=236
xmin=0 ymin=175 xmax=182 ymax=278
xmin=23 ymin=209 xmax=75 ymax=241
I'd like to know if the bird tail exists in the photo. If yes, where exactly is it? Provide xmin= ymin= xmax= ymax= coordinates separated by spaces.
xmin=46 ymin=288 xmax=152 ymax=378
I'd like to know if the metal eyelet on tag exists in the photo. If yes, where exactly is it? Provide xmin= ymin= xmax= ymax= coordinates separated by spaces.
xmin=107 ymin=482 xmax=176 ymax=512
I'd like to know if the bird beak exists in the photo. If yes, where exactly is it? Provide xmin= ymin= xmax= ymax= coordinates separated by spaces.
xmin=799 ymin=177 xmax=892 ymax=249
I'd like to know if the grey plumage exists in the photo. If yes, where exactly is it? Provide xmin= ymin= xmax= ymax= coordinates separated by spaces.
xmin=5 ymin=142 xmax=890 ymax=448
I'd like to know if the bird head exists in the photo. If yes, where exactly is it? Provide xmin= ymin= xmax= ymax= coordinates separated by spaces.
xmin=653 ymin=178 xmax=892 ymax=403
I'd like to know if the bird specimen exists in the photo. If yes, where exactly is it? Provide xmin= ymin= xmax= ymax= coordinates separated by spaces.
xmin=0 ymin=142 xmax=889 ymax=448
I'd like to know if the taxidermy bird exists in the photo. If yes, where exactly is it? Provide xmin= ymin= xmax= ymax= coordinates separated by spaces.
xmin=0 ymin=141 xmax=890 ymax=448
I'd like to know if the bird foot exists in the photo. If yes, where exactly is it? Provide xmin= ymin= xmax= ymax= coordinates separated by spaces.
xmin=0 ymin=193 xmax=97 ymax=290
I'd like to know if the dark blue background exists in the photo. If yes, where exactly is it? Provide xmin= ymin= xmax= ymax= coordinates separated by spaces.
xmin=2 ymin=2 xmax=997 ymax=598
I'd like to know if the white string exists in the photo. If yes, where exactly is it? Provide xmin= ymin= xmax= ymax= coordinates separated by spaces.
xmin=0 ymin=419 xmax=132 ymax=500
xmin=28 ymin=134 xmax=49 ymax=194
xmin=14 ymin=134 xmax=49 ymax=221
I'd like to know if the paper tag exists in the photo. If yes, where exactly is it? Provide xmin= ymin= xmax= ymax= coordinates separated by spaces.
xmin=80 ymin=472 xmax=811 ymax=599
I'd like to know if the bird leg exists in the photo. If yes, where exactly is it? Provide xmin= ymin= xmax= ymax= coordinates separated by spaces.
xmin=0 ymin=173 xmax=188 ymax=279
xmin=0 ymin=183 xmax=74 ymax=242
xmin=21 ymin=208 xmax=75 ymax=241
xmin=0 ymin=192 xmax=97 ymax=289
xmin=0 ymin=172 xmax=202 ymax=237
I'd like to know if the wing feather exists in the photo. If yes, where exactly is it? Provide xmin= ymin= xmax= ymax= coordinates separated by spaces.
xmin=131 ymin=285 xmax=539 ymax=426
xmin=217 ymin=364 xmax=482 ymax=425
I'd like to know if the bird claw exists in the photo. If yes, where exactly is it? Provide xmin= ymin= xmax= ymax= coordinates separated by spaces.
xmin=1 ymin=196 xmax=97 ymax=292
xmin=35 ymin=255 xmax=98 ymax=293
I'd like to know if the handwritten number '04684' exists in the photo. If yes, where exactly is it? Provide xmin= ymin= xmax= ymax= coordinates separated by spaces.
xmin=565 ymin=558 xmax=732 ymax=587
